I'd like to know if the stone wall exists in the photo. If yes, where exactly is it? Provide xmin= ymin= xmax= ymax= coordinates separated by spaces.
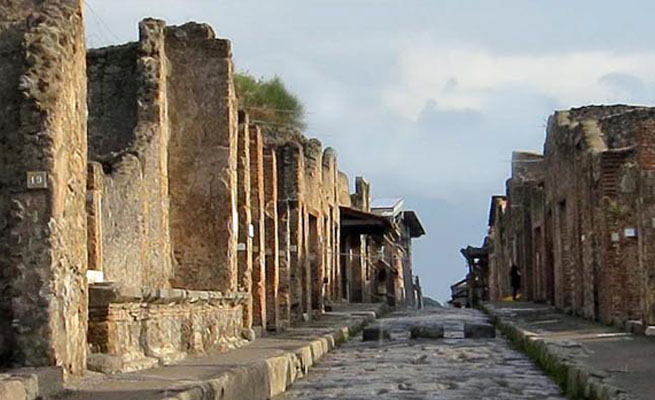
xmin=0 ymin=5 xmax=425 ymax=382
xmin=337 ymin=172 xmax=352 ymax=207
xmin=87 ymin=20 xmax=172 ymax=289
xmin=166 ymin=22 xmax=238 ymax=292
xmin=487 ymin=196 xmax=508 ymax=301
xmin=87 ymin=284 xmax=247 ymax=373
xmin=85 ymin=19 xmax=247 ymax=374
xmin=322 ymin=148 xmax=340 ymax=303
xmin=0 ymin=0 xmax=88 ymax=376
xmin=506 ymin=152 xmax=544 ymax=301
xmin=487 ymin=105 xmax=655 ymax=328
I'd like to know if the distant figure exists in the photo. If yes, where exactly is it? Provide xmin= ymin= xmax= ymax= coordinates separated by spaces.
xmin=510 ymin=264 xmax=521 ymax=301
xmin=321 ymin=277 xmax=329 ymax=311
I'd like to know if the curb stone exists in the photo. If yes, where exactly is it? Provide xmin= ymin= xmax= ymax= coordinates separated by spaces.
xmin=481 ymin=304 xmax=636 ymax=400
xmin=159 ymin=306 xmax=389 ymax=400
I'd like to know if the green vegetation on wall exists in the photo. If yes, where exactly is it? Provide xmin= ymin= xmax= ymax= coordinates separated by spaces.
xmin=234 ymin=72 xmax=306 ymax=130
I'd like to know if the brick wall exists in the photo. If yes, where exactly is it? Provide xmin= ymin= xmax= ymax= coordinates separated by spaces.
xmin=486 ymin=106 xmax=655 ymax=328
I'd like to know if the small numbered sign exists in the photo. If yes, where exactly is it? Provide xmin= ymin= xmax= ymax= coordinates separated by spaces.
xmin=27 ymin=171 xmax=47 ymax=189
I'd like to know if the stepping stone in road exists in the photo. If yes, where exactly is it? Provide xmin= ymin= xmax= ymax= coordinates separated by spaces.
xmin=410 ymin=325 xmax=444 ymax=339
xmin=464 ymin=322 xmax=496 ymax=338
xmin=362 ymin=325 xmax=391 ymax=341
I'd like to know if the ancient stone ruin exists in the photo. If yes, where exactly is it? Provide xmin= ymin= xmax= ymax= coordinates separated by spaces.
xmin=0 ymin=0 xmax=425 ymax=384
xmin=461 ymin=105 xmax=655 ymax=331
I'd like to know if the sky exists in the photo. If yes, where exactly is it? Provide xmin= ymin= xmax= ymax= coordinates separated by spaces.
xmin=85 ymin=0 xmax=655 ymax=302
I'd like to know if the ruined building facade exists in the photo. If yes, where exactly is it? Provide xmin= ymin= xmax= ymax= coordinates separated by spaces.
xmin=474 ymin=105 xmax=655 ymax=330
xmin=0 ymin=0 xmax=425 ymax=380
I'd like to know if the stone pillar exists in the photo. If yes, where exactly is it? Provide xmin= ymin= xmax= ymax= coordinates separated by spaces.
xmin=303 ymin=209 xmax=313 ymax=314
xmin=249 ymin=125 xmax=267 ymax=332
xmin=309 ymin=214 xmax=323 ymax=310
xmin=264 ymin=148 xmax=280 ymax=331
xmin=0 ymin=0 xmax=88 ymax=376
xmin=237 ymin=112 xmax=253 ymax=329
xmin=166 ymin=23 xmax=238 ymax=292
xmin=289 ymin=202 xmax=304 ymax=320
xmin=86 ymin=163 xmax=104 ymax=274
xmin=279 ymin=142 xmax=305 ymax=323
xmin=347 ymin=236 xmax=360 ymax=302
xmin=277 ymin=198 xmax=291 ymax=327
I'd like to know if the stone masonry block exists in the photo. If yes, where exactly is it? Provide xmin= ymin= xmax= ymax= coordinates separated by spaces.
xmin=362 ymin=326 xmax=391 ymax=342
xmin=410 ymin=325 xmax=445 ymax=339
xmin=464 ymin=322 xmax=496 ymax=339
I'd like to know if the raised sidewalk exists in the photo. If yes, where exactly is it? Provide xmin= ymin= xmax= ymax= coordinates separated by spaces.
xmin=1 ymin=303 xmax=386 ymax=400
xmin=484 ymin=302 xmax=655 ymax=400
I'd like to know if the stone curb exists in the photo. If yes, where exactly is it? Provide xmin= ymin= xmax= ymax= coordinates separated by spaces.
xmin=480 ymin=304 xmax=635 ymax=400
xmin=158 ymin=306 xmax=389 ymax=400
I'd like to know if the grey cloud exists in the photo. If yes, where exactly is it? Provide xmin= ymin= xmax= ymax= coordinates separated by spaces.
xmin=599 ymin=72 xmax=650 ymax=103
xmin=417 ymin=100 xmax=485 ymax=135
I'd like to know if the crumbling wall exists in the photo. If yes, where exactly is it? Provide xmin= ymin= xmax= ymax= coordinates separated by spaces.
xmin=337 ymin=172 xmax=352 ymax=207
xmin=87 ymin=19 xmax=172 ymax=289
xmin=523 ymin=106 xmax=653 ymax=325
xmin=166 ymin=22 xmax=238 ymax=292
xmin=506 ymin=152 xmax=544 ymax=301
xmin=0 ymin=0 xmax=88 ymax=375
xmin=352 ymin=177 xmax=371 ymax=211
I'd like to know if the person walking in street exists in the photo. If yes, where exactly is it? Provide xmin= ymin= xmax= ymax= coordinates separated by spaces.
xmin=510 ymin=264 xmax=521 ymax=301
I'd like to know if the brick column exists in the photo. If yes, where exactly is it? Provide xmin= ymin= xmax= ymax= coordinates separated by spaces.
xmin=249 ymin=125 xmax=267 ymax=332
xmin=237 ymin=112 xmax=253 ymax=329
xmin=264 ymin=148 xmax=280 ymax=331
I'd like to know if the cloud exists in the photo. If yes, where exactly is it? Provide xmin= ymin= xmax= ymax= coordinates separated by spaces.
xmin=383 ymin=38 xmax=655 ymax=120
xmin=417 ymin=99 xmax=484 ymax=136
xmin=599 ymin=72 xmax=651 ymax=104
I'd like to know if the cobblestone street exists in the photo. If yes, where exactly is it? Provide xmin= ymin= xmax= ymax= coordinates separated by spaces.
xmin=277 ymin=307 xmax=567 ymax=400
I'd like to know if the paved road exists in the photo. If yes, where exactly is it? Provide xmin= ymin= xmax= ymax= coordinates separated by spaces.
xmin=277 ymin=307 xmax=566 ymax=400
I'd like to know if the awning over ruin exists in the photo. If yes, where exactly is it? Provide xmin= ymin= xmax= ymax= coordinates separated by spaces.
xmin=401 ymin=210 xmax=426 ymax=238
xmin=460 ymin=245 xmax=488 ymax=264
xmin=340 ymin=206 xmax=393 ymax=235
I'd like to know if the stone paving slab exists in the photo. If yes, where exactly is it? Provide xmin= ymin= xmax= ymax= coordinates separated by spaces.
xmin=484 ymin=301 xmax=655 ymax=400
xmin=277 ymin=307 xmax=566 ymax=399
xmin=57 ymin=303 xmax=387 ymax=400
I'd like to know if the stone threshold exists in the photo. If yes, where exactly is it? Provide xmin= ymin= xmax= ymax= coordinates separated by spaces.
xmin=55 ymin=303 xmax=390 ymax=400
xmin=482 ymin=302 xmax=639 ymax=400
